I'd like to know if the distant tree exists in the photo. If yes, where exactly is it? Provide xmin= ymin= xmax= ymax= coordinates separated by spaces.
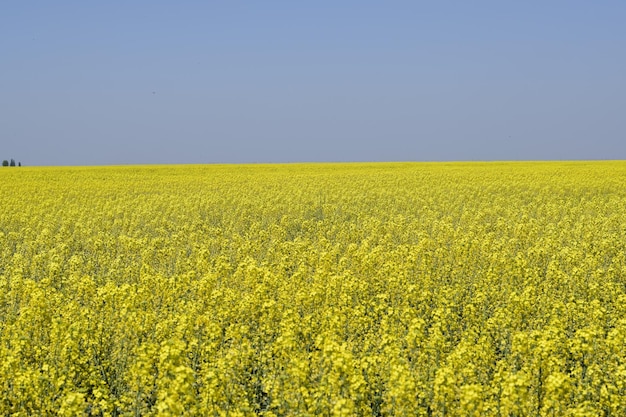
xmin=10 ymin=159 xmax=15 ymax=167
xmin=18 ymin=162 xmax=21 ymax=167
xmin=2 ymin=160 xmax=7 ymax=167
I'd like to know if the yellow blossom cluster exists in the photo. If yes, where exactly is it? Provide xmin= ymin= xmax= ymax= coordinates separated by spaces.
xmin=1 ymin=161 xmax=625 ymax=415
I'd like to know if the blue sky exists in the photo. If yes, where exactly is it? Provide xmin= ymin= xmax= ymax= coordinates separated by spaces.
xmin=1 ymin=1 xmax=625 ymax=165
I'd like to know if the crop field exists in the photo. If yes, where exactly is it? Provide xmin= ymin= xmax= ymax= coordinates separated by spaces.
xmin=1 ymin=161 xmax=626 ymax=416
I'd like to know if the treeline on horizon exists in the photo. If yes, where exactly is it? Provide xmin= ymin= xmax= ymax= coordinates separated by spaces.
xmin=2 ymin=159 xmax=21 ymax=167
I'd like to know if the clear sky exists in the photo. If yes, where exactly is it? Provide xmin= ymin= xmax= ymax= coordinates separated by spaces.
xmin=2 ymin=1 xmax=625 ymax=165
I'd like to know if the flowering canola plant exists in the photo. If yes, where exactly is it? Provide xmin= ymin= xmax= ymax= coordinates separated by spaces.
xmin=1 ymin=161 xmax=626 ymax=416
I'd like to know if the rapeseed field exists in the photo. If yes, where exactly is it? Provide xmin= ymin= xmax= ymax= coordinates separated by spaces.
xmin=1 ymin=161 xmax=625 ymax=416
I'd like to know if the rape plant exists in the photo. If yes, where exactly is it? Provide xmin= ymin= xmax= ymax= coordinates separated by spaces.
xmin=1 ymin=161 xmax=625 ymax=415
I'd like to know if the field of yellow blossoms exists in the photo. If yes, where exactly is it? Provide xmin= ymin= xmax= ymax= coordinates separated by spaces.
xmin=1 ymin=161 xmax=626 ymax=416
